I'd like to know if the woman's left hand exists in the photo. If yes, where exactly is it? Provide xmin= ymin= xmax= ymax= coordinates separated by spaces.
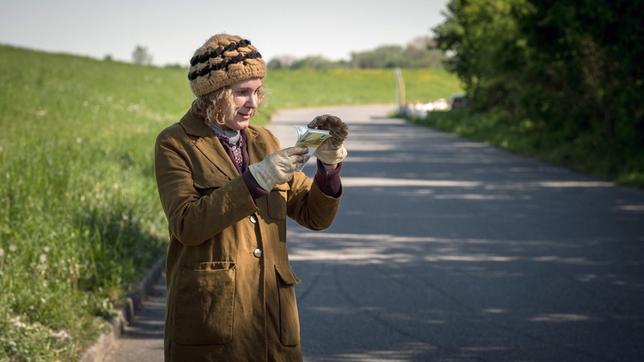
xmin=315 ymin=140 xmax=347 ymax=165
xmin=308 ymin=114 xmax=348 ymax=165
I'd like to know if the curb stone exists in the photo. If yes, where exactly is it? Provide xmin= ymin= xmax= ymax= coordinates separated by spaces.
xmin=79 ymin=256 xmax=166 ymax=362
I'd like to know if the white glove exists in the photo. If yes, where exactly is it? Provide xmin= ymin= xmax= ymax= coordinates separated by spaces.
xmin=315 ymin=141 xmax=347 ymax=165
xmin=249 ymin=147 xmax=308 ymax=191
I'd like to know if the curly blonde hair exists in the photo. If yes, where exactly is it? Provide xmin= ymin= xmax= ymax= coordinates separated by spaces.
xmin=193 ymin=84 xmax=265 ymax=127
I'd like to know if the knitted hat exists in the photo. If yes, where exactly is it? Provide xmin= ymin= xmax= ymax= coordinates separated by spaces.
xmin=188 ymin=34 xmax=265 ymax=97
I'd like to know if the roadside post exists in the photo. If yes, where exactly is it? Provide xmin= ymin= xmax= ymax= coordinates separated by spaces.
xmin=395 ymin=67 xmax=406 ymax=114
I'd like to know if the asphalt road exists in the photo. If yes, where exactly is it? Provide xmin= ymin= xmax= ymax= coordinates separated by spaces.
xmin=107 ymin=104 xmax=644 ymax=361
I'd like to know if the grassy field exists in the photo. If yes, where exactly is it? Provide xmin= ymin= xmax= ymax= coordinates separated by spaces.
xmin=264 ymin=67 xmax=460 ymax=109
xmin=0 ymin=44 xmax=461 ymax=361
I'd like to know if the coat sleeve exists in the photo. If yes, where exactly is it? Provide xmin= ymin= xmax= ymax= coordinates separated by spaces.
xmin=286 ymin=171 xmax=342 ymax=230
xmin=154 ymin=131 xmax=258 ymax=246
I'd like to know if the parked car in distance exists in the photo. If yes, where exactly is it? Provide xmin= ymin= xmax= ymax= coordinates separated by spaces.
xmin=450 ymin=94 xmax=468 ymax=109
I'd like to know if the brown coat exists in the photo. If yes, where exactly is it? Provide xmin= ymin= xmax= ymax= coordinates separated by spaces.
xmin=154 ymin=109 xmax=341 ymax=362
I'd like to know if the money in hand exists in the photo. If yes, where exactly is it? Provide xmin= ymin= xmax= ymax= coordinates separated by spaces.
xmin=294 ymin=126 xmax=331 ymax=170
xmin=295 ymin=126 xmax=331 ymax=147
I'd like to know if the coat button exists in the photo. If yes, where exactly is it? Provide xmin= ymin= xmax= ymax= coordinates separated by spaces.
xmin=253 ymin=248 xmax=262 ymax=258
xmin=249 ymin=214 xmax=257 ymax=224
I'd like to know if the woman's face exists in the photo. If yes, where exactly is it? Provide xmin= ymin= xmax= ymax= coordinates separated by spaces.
xmin=225 ymin=78 xmax=263 ymax=130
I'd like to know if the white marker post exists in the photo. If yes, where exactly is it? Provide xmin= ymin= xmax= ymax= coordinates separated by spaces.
xmin=394 ymin=67 xmax=406 ymax=114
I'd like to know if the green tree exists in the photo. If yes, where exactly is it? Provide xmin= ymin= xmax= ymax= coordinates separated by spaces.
xmin=433 ymin=0 xmax=533 ymax=109
xmin=433 ymin=0 xmax=644 ymax=180
xmin=132 ymin=45 xmax=153 ymax=66
xmin=267 ymin=55 xmax=297 ymax=69
xmin=350 ymin=45 xmax=404 ymax=68
xmin=290 ymin=55 xmax=335 ymax=69
xmin=518 ymin=0 xmax=644 ymax=144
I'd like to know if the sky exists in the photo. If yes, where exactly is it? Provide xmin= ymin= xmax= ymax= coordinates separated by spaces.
xmin=0 ymin=0 xmax=449 ymax=66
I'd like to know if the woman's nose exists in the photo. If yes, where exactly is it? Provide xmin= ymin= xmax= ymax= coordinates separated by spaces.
xmin=246 ymin=94 xmax=258 ymax=108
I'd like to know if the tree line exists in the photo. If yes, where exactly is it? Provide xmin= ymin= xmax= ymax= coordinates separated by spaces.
xmin=433 ymin=0 xmax=644 ymax=175
xmin=267 ymin=36 xmax=445 ymax=69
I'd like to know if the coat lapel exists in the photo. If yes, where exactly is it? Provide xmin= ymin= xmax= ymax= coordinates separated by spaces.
xmin=195 ymin=137 xmax=239 ymax=178
xmin=245 ymin=126 xmax=267 ymax=165
xmin=180 ymin=108 xmax=239 ymax=179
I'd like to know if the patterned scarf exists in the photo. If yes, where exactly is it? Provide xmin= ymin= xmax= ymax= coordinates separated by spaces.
xmin=207 ymin=123 xmax=246 ymax=172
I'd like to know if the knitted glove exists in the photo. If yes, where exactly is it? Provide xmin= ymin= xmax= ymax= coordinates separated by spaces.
xmin=308 ymin=114 xmax=348 ymax=165
xmin=248 ymin=147 xmax=308 ymax=191
xmin=307 ymin=114 xmax=348 ymax=147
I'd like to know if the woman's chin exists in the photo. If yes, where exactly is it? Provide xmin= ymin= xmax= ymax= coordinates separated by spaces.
xmin=226 ymin=117 xmax=251 ymax=130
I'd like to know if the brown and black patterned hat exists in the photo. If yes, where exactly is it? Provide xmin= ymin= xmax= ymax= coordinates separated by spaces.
xmin=188 ymin=34 xmax=265 ymax=97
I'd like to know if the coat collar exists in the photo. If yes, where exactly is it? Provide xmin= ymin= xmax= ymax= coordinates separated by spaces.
xmin=180 ymin=106 xmax=214 ymax=138
xmin=245 ymin=125 xmax=266 ymax=165
xmin=179 ymin=107 xmax=266 ymax=179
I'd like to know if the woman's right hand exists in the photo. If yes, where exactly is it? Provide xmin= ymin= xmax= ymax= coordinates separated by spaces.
xmin=248 ymin=147 xmax=308 ymax=191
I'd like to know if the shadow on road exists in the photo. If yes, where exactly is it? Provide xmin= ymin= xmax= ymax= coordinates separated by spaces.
xmin=284 ymin=111 xmax=644 ymax=362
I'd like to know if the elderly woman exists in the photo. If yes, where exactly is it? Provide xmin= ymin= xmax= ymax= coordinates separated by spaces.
xmin=154 ymin=34 xmax=348 ymax=361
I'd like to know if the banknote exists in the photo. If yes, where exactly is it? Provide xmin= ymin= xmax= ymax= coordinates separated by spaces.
xmin=295 ymin=126 xmax=331 ymax=147
xmin=294 ymin=126 xmax=331 ymax=170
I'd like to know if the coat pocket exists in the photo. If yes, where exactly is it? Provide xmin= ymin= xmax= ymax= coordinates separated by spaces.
xmin=173 ymin=261 xmax=236 ymax=345
xmin=274 ymin=264 xmax=301 ymax=346
xmin=267 ymin=183 xmax=290 ymax=220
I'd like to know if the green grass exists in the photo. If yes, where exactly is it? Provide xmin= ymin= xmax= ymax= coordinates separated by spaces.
xmin=0 ymin=45 xmax=191 ymax=361
xmin=406 ymin=109 xmax=644 ymax=188
xmin=0 ymin=44 xmax=461 ymax=361
xmin=263 ymin=67 xmax=461 ymax=110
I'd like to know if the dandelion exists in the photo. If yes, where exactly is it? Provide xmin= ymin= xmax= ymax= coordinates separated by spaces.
xmin=9 ymin=244 xmax=16 ymax=252
xmin=50 ymin=329 xmax=70 ymax=340
xmin=76 ymin=137 xmax=83 ymax=144
xmin=39 ymin=254 xmax=47 ymax=263
xmin=11 ymin=316 xmax=27 ymax=329
xmin=44 ymin=246 xmax=50 ymax=253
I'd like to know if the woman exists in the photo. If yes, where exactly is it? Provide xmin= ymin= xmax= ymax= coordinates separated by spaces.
xmin=154 ymin=33 xmax=348 ymax=361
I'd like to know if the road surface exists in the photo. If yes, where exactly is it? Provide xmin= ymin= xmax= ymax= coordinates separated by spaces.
xmin=107 ymin=104 xmax=644 ymax=361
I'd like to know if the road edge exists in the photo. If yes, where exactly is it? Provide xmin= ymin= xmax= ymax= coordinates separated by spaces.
xmin=78 ymin=255 xmax=166 ymax=362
